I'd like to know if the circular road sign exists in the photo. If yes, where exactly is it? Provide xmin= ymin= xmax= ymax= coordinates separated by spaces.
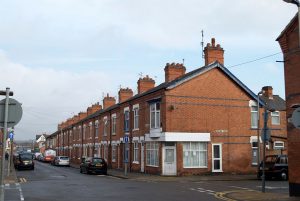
xmin=292 ymin=107 xmax=300 ymax=129
xmin=0 ymin=98 xmax=23 ymax=128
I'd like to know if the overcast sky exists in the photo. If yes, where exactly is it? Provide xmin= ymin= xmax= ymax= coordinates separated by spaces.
xmin=0 ymin=0 xmax=297 ymax=140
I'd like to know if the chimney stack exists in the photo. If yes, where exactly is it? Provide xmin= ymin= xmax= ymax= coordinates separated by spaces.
xmin=164 ymin=63 xmax=186 ymax=82
xmin=204 ymin=38 xmax=224 ymax=66
xmin=262 ymin=86 xmax=273 ymax=99
xmin=87 ymin=102 xmax=102 ymax=115
xmin=137 ymin=75 xmax=155 ymax=94
xmin=103 ymin=94 xmax=116 ymax=109
xmin=78 ymin=112 xmax=87 ymax=120
xmin=118 ymin=88 xmax=133 ymax=103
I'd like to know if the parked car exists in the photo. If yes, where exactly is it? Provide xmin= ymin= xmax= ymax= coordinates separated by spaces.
xmin=80 ymin=157 xmax=107 ymax=175
xmin=44 ymin=149 xmax=56 ymax=163
xmin=13 ymin=152 xmax=34 ymax=170
xmin=258 ymin=154 xmax=288 ymax=180
xmin=52 ymin=156 xmax=70 ymax=166
xmin=34 ymin=152 xmax=42 ymax=160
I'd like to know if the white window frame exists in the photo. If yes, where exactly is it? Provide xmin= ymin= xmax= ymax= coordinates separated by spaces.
xmin=103 ymin=117 xmax=108 ymax=136
xmin=146 ymin=142 xmax=159 ymax=167
xmin=150 ymin=102 xmax=160 ymax=129
xmin=89 ymin=122 xmax=93 ymax=139
xmin=124 ymin=108 xmax=130 ymax=132
xmin=112 ymin=144 xmax=117 ymax=162
xmin=112 ymin=114 xmax=117 ymax=135
xmin=95 ymin=120 xmax=99 ymax=138
xmin=133 ymin=141 xmax=139 ymax=163
xmin=183 ymin=142 xmax=208 ymax=168
xmin=273 ymin=141 xmax=284 ymax=150
xmin=133 ymin=104 xmax=139 ymax=130
xmin=271 ymin=111 xmax=280 ymax=125
xmin=250 ymin=101 xmax=258 ymax=129
xmin=212 ymin=143 xmax=222 ymax=172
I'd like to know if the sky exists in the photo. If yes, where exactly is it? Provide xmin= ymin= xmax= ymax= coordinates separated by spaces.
xmin=0 ymin=0 xmax=297 ymax=140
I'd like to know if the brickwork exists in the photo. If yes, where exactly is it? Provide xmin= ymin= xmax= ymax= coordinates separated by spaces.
xmin=46 ymin=38 xmax=287 ymax=177
xmin=277 ymin=14 xmax=300 ymax=196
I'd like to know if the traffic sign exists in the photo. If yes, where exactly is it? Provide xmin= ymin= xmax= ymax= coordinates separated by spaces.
xmin=0 ymin=98 xmax=23 ymax=128
xmin=292 ymin=107 xmax=300 ymax=129
xmin=9 ymin=132 xmax=13 ymax=140
xmin=124 ymin=135 xmax=129 ymax=143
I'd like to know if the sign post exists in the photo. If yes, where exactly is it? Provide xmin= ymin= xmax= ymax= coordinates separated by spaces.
xmin=0 ymin=88 xmax=10 ymax=201
xmin=124 ymin=135 xmax=129 ymax=176
xmin=0 ymin=88 xmax=22 ymax=201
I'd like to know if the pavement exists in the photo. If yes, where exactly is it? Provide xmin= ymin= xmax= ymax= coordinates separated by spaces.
xmin=3 ymin=159 xmax=18 ymax=185
xmin=70 ymin=162 xmax=299 ymax=201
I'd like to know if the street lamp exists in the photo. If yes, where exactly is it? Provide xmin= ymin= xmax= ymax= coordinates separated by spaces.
xmin=283 ymin=0 xmax=300 ymax=47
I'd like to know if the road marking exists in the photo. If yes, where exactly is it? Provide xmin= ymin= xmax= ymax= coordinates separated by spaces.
xmin=15 ymin=183 xmax=25 ymax=201
xmin=19 ymin=178 xmax=27 ymax=183
xmin=256 ymin=185 xmax=289 ymax=189
xmin=229 ymin=186 xmax=252 ymax=190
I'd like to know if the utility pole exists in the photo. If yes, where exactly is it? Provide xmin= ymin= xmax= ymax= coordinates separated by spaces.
xmin=0 ymin=88 xmax=11 ymax=201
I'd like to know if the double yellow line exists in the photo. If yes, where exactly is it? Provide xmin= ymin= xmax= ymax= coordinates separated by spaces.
xmin=19 ymin=178 xmax=27 ymax=183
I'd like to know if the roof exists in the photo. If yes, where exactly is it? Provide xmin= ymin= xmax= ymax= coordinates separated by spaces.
xmin=276 ymin=13 xmax=298 ymax=41
xmin=166 ymin=61 xmax=263 ymax=105
xmin=260 ymin=95 xmax=286 ymax=111
xmin=55 ymin=61 xmax=265 ymax=134
xmin=35 ymin=135 xmax=41 ymax=140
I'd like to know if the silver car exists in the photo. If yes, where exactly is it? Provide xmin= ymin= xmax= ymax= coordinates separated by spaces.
xmin=52 ymin=156 xmax=70 ymax=166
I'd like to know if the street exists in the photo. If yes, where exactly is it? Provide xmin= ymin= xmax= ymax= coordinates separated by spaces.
xmin=4 ymin=161 xmax=289 ymax=201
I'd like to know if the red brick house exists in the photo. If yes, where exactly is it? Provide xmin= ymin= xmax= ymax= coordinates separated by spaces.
xmin=277 ymin=13 xmax=300 ymax=196
xmin=46 ymin=38 xmax=287 ymax=176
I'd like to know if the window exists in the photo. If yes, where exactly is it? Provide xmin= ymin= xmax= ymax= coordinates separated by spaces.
xmin=146 ymin=142 xmax=159 ymax=166
xmin=104 ymin=145 xmax=108 ymax=160
xmin=273 ymin=141 xmax=284 ymax=150
xmin=95 ymin=121 xmax=99 ymax=138
xmin=133 ymin=107 xmax=139 ymax=130
xmin=251 ymin=141 xmax=258 ymax=165
xmin=133 ymin=142 xmax=139 ymax=163
xmin=183 ymin=142 xmax=207 ymax=168
xmin=112 ymin=145 xmax=116 ymax=162
xmin=83 ymin=125 xmax=86 ymax=140
xmin=124 ymin=110 xmax=130 ymax=132
xmin=251 ymin=106 xmax=258 ymax=128
xmin=271 ymin=111 xmax=280 ymax=125
xmin=150 ymin=102 xmax=160 ymax=129
xmin=112 ymin=115 xmax=116 ymax=135
xmin=103 ymin=117 xmax=108 ymax=136
xmin=89 ymin=123 xmax=92 ymax=139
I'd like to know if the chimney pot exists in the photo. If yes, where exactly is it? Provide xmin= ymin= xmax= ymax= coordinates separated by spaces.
xmin=137 ymin=76 xmax=155 ymax=94
xmin=164 ymin=62 xmax=186 ymax=82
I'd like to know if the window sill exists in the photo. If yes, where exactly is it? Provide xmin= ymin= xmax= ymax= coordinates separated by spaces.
xmin=183 ymin=166 xmax=208 ymax=169
xmin=212 ymin=170 xmax=223 ymax=173
xmin=132 ymin=128 xmax=139 ymax=131
xmin=133 ymin=161 xmax=139 ymax=164
xmin=146 ymin=165 xmax=159 ymax=168
xmin=112 ymin=160 xmax=116 ymax=163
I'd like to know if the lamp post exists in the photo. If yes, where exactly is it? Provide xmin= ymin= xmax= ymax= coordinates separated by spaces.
xmin=257 ymin=91 xmax=263 ymax=179
xmin=283 ymin=0 xmax=300 ymax=47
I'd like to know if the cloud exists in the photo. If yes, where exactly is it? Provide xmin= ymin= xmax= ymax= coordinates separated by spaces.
xmin=0 ymin=50 xmax=136 ymax=139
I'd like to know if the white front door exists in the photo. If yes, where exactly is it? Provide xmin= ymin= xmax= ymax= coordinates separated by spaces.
xmin=212 ymin=144 xmax=222 ymax=172
xmin=140 ymin=143 xmax=144 ymax=172
xmin=163 ymin=145 xmax=177 ymax=176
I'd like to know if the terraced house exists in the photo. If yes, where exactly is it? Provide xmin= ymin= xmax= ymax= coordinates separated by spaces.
xmin=46 ymin=38 xmax=287 ymax=176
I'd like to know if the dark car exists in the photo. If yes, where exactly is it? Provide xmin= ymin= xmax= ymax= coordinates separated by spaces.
xmin=80 ymin=157 xmax=107 ymax=175
xmin=259 ymin=154 xmax=288 ymax=180
xmin=13 ymin=153 xmax=35 ymax=170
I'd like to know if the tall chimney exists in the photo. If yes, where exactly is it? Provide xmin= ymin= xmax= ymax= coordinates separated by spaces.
xmin=204 ymin=38 xmax=224 ymax=66
xmin=103 ymin=94 xmax=116 ymax=109
xmin=78 ymin=112 xmax=87 ymax=120
xmin=87 ymin=102 xmax=102 ymax=115
xmin=164 ymin=63 xmax=186 ymax=82
xmin=262 ymin=86 xmax=273 ymax=99
xmin=118 ymin=88 xmax=133 ymax=103
xmin=137 ymin=75 xmax=155 ymax=94
xmin=72 ymin=115 xmax=80 ymax=124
